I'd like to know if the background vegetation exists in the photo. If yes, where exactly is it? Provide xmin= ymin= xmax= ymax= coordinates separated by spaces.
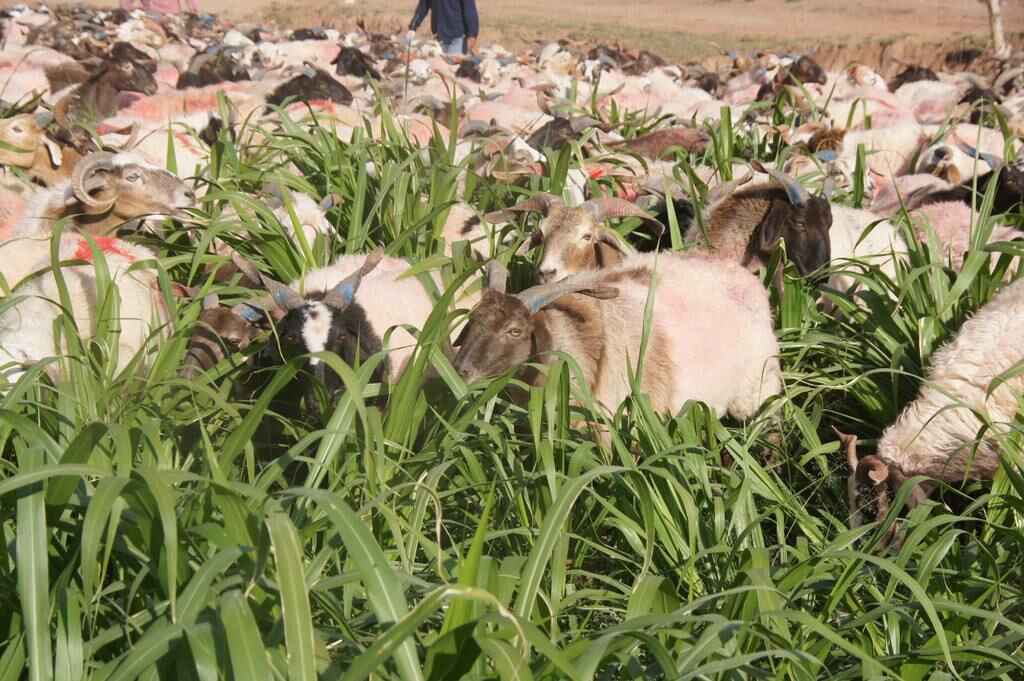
xmin=1 ymin=96 xmax=1023 ymax=680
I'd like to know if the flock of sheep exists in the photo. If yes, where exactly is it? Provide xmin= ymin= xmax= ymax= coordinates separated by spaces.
xmin=1 ymin=2 xmax=1023 ymax=540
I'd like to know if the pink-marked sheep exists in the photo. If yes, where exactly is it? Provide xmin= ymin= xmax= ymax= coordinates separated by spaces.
xmin=839 ymin=274 xmax=1024 ymax=532
xmin=452 ymin=256 xmax=782 ymax=421
xmin=0 ymin=233 xmax=170 ymax=384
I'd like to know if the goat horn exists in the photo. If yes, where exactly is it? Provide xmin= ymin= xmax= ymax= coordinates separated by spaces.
xmin=516 ymin=270 xmax=618 ymax=314
xmin=582 ymin=197 xmax=659 ymax=224
xmin=503 ymin=192 xmax=565 ymax=218
xmin=258 ymin=272 xmax=306 ymax=312
xmin=956 ymin=142 xmax=1002 ymax=170
xmin=751 ymin=160 xmax=809 ymax=206
xmin=486 ymin=259 xmax=509 ymax=292
xmin=71 ymin=151 xmax=118 ymax=212
xmin=706 ymin=170 xmax=753 ymax=204
xmin=322 ymin=247 xmax=384 ymax=309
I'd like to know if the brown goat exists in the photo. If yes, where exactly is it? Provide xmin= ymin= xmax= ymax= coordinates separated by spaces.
xmin=684 ymin=161 xmax=833 ymax=284
xmin=54 ymin=62 xmax=158 ymax=134
xmin=488 ymin=194 xmax=659 ymax=283
xmin=182 ymin=293 xmax=268 ymax=380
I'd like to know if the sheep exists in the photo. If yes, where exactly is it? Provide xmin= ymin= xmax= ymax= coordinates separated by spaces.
xmin=825 ymin=206 xmax=908 ymax=297
xmin=683 ymin=162 xmax=833 ymax=284
xmin=452 ymin=256 xmax=783 ymax=421
xmin=912 ymin=148 xmax=1024 ymax=216
xmin=10 ymin=151 xmax=194 ymax=242
xmin=607 ymin=126 xmax=710 ymax=160
xmin=181 ymin=292 xmax=267 ymax=380
xmin=837 ymin=274 xmax=1024 ymax=536
xmin=915 ymin=124 xmax=1016 ymax=185
xmin=0 ymin=233 xmax=170 ymax=385
xmin=0 ymin=111 xmax=78 ymax=186
xmin=488 ymin=193 xmax=657 ymax=282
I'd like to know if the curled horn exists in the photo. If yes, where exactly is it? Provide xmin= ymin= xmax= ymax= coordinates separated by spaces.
xmin=322 ymin=247 xmax=385 ymax=309
xmin=486 ymin=259 xmax=509 ymax=293
xmin=956 ymin=141 xmax=1002 ymax=170
xmin=751 ymin=160 xmax=809 ymax=206
xmin=71 ymin=151 xmax=118 ymax=213
xmin=515 ymin=270 xmax=619 ymax=314
xmin=706 ymin=170 xmax=753 ymax=204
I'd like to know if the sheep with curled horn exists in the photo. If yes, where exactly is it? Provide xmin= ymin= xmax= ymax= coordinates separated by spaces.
xmin=487 ymin=193 xmax=663 ymax=283
xmin=453 ymin=255 xmax=783 ymax=422
xmin=683 ymin=160 xmax=833 ymax=290
xmin=0 ymin=111 xmax=79 ymax=186
xmin=10 ymin=150 xmax=195 ymax=241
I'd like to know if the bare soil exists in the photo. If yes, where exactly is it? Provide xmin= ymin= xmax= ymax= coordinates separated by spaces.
xmin=9 ymin=0 xmax=1024 ymax=64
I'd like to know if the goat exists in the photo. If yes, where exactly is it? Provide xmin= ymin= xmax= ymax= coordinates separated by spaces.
xmin=837 ymin=274 xmax=1024 ymax=539
xmin=11 ymin=151 xmax=194 ymax=240
xmin=177 ymin=48 xmax=252 ymax=90
xmin=331 ymin=46 xmax=380 ymax=80
xmin=0 ymin=233 xmax=170 ymax=385
xmin=265 ymin=64 xmax=353 ymax=110
xmin=253 ymin=247 xmax=479 ymax=393
xmin=54 ymin=61 xmax=158 ymax=133
xmin=489 ymin=193 xmax=657 ymax=282
xmin=452 ymin=257 xmax=782 ymax=421
xmin=683 ymin=161 xmax=833 ymax=283
xmin=181 ymin=292 xmax=267 ymax=380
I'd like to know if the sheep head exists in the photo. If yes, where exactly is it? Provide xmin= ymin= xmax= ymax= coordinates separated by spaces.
xmin=491 ymin=194 xmax=660 ymax=282
xmin=452 ymin=262 xmax=618 ymax=384
xmin=917 ymin=144 xmax=963 ymax=185
xmin=70 ymin=152 xmax=195 ymax=226
xmin=743 ymin=161 xmax=833 ymax=276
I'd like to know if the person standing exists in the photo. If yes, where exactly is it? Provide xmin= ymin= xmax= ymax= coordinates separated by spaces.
xmin=407 ymin=0 xmax=479 ymax=57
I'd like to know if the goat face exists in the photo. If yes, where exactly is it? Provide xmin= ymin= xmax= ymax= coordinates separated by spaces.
xmin=536 ymin=206 xmax=626 ymax=283
xmin=109 ymin=61 xmax=159 ymax=96
xmin=272 ymin=296 xmax=388 ymax=392
xmin=452 ymin=289 xmax=534 ymax=383
xmin=764 ymin=194 xmax=833 ymax=276
xmin=786 ymin=56 xmax=826 ymax=86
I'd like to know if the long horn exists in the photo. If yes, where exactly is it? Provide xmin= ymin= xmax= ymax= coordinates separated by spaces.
xmin=322 ymin=247 xmax=384 ymax=309
xmin=257 ymin=271 xmax=306 ymax=312
xmin=70 ymin=151 xmax=117 ymax=213
xmin=502 ymin=192 xmax=565 ymax=217
xmin=751 ymin=160 xmax=809 ymax=206
xmin=706 ymin=170 xmax=753 ymax=204
xmin=486 ymin=259 xmax=508 ymax=293
xmin=515 ymin=270 xmax=618 ymax=314
xmin=582 ymin=197 xmax=659 ymax=223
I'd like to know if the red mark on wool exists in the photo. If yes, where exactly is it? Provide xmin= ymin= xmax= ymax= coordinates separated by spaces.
xmin=73 ymin=237 xmax=135 ymax=263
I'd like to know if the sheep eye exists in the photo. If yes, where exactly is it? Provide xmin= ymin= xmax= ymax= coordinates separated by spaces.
xmin=581 ymin=233 xmax=593 ymax=242
xmin=12 ymin=126 xmax=22 ymax=133
xmin=125 ymin=172 xmax=142 ymax=182
xmin=508 ymin=327 xmax=523 ymax=338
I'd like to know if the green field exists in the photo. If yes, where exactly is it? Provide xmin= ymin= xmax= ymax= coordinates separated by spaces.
xmin=1 ymin=96 xmax=1023 ymax=681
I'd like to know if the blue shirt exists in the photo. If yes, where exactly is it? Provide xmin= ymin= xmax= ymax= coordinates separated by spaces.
xmin=409 ymin=0 xmax=479 ymax=42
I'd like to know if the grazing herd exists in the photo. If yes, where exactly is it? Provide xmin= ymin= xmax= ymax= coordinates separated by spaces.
xmin=1 ymin=2 xmax=1023 ymax=538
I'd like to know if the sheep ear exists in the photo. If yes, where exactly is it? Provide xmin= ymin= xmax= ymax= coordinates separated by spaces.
xmin=34 ymin=110 xmax=54 ymax=128
xmin=486 ymin=259 xmax=509 ymax=292
xmin=856 ymin=455 xmax=890 ymax=485
xmin=202 ymin=293 xmax=219 ymax=309
xmin=322 ymin=247 xmax=384 ymax=309
xmin=42 ymin=137 xmax=63 ymax=168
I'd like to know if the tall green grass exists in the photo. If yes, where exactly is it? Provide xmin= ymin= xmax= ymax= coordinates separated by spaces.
xmin=1 ymin=101 xmax=1022 ymax=681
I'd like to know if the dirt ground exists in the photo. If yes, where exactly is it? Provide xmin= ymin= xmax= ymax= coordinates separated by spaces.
xmin=10 ymin=0 xmax=1024 ymax=63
